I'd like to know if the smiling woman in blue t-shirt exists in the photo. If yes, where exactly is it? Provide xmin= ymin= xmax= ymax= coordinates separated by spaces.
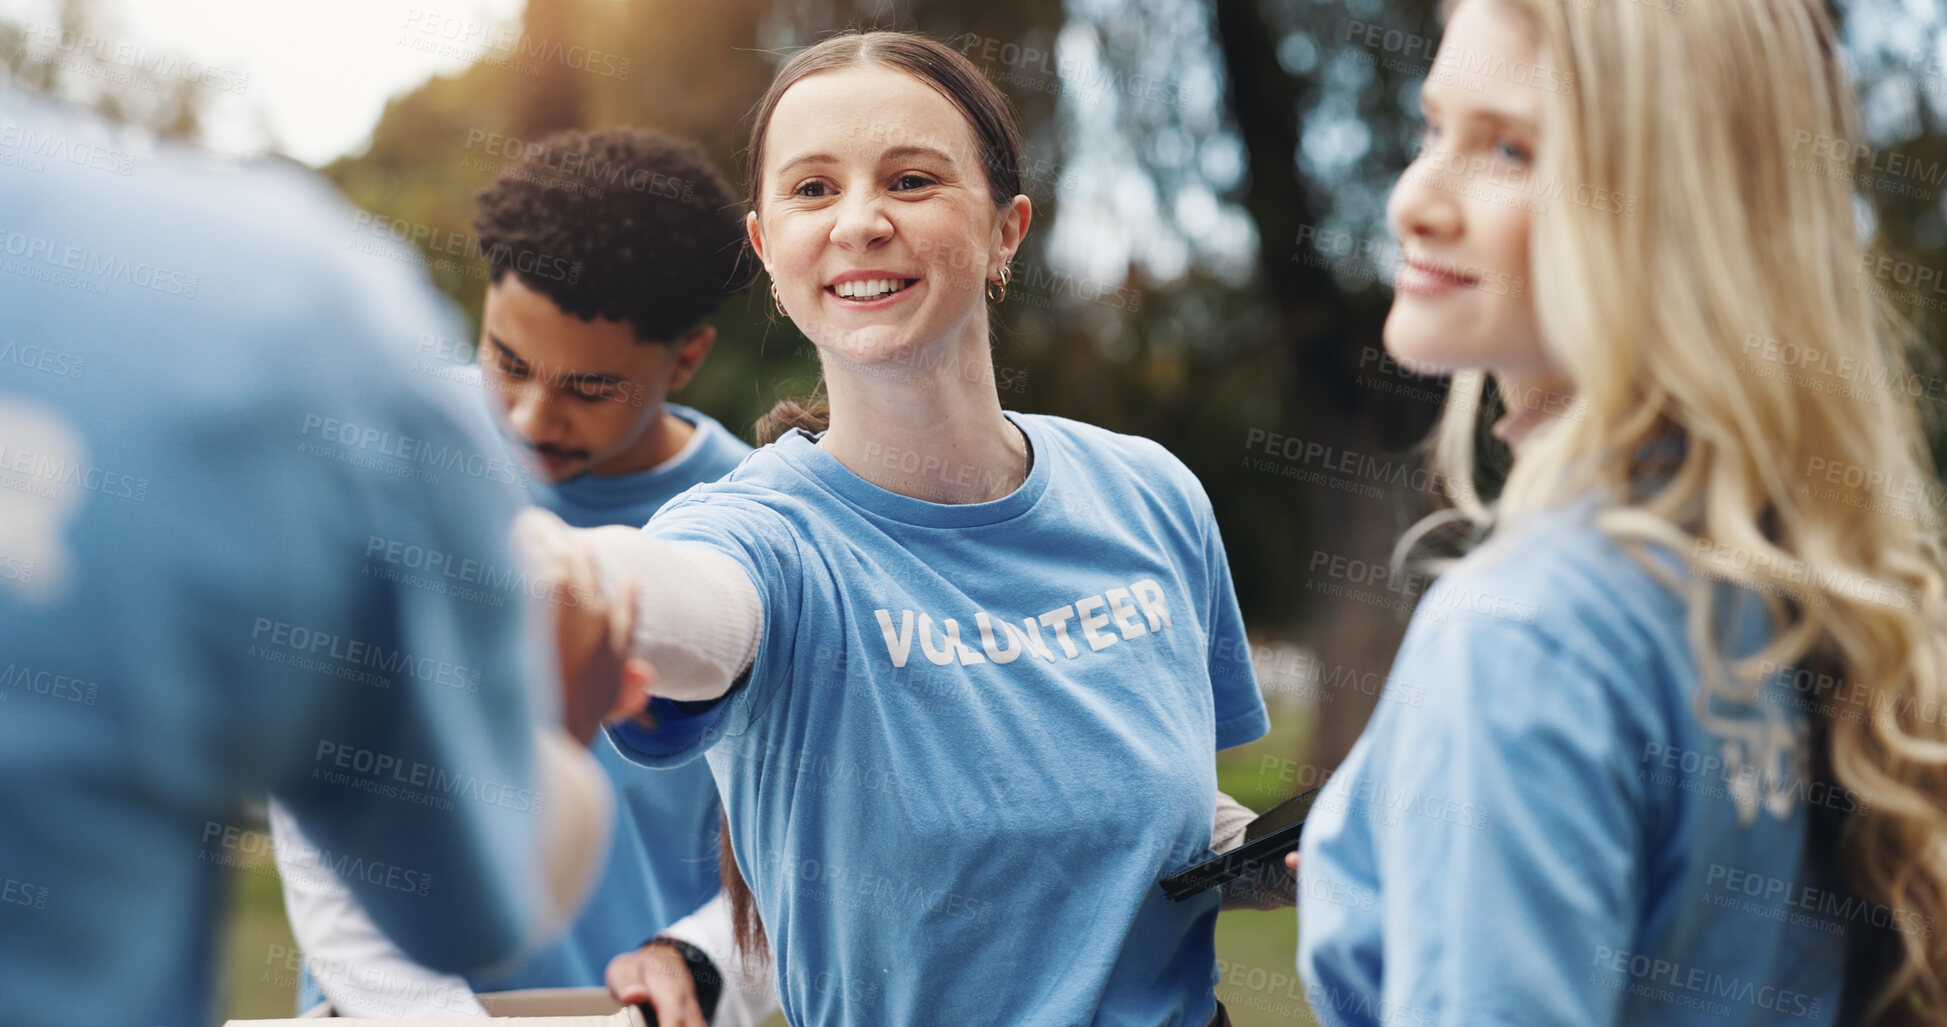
xmin=518 ymin=29 xmax=1271 ymax=1027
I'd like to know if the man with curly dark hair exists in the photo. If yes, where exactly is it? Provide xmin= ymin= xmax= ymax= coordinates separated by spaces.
xmin=469 ymin=128 xmax=750 ymax=490
xmin=269 ymin=129 xmax=775 ymax=1027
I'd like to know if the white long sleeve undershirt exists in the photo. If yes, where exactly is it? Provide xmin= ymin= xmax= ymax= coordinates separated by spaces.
xmin=268 ymin=728 xmax=612 ymax=1017
xmin=523 ymin=511 xmax=761 ymax=703
xmin=656 ymin=891 xmax=781 ymax=1027
xmin=1213 ymin=790 xmax=1299 ymax=911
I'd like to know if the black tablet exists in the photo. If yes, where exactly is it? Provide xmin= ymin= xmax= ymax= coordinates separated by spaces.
xmin=1159 ymin=787 xmax=1321 ymax=901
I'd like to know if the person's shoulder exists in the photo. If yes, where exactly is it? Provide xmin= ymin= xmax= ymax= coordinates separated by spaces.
xmin=5 ymin=92 xmax=463 ymax=366
xmin=1023 ymin=413 xmax=1183 ymax=467
xmin=643 ymin=442 xmax=820 ymax=587
xmin=670 ymin=404 xmax=755 ymax=468
xmin=652 ymin=435 xmax=809 ymax=522
xmin=0 ymin=95 xmax=489 ymax=493
xmin=1407 ymin=501 xmax=1690 ymax=710
xmin=1020 ymin=413 xmax=1211 ymax=506
xmin=1446 ymin=502 xmax=1681 ymax=623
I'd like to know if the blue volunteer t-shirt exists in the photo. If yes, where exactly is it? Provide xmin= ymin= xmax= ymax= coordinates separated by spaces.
xmin=609 ymin=413 xmax=1269 ymax=1027
xmin=0 ymin=92 xmax=553 ymax=1027
xmin=471 ymin=402 xmax=751 ymax=991
xmin=1299 ymin=500 xmax=1858 ymax=1025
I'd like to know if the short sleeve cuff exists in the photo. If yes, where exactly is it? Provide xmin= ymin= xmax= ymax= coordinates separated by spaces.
xmin=1216 ymin=704 xmax=1271 ymax=750
xmin=605 ymin=697 xmax=730 ymax=768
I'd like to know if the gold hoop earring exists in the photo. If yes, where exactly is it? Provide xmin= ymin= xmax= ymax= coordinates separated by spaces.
xmin=987 ymin=262 xmax=1011 ymax=303
xmin=770 ymin=278 xmax=787 ymax=318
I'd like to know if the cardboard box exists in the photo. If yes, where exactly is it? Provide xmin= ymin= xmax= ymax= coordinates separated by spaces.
xmin=225 ymin=987 xmax=651 ymax=1026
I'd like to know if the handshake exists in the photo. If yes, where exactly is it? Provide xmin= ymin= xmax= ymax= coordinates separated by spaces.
xmin=511 ymin=508 xmax=762 ymax=746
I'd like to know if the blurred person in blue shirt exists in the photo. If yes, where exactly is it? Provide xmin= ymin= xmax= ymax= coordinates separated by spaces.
xmin=0 ymin=93 xmax=632 ymax=1027
xmin=1297 ymin=2 xmax=1947 ymax=1025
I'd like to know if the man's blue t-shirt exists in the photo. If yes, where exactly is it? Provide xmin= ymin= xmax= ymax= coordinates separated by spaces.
xmin=470 ymin=402 xmax=751 ymax=992
xmin=1298 ymin=501 xmax=1858 ymax=1025
xmin=525 ymin=403 xmax=752 ymax=530
xmin=609 ymin=413 xmax=1269 ymax=1027
xmin=0 ymin=93 xmax=553 ymax=1027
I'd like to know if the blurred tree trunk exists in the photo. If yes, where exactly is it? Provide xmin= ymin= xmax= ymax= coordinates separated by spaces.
xmin=512 ymin=0 xmax=587 ymax=138
xmin=1210 ymin=0 xmax=1433 ymax=776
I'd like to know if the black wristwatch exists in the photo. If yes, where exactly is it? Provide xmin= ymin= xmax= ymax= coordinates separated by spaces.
xmin=637 ymin=935 xmax=723 ymax=1024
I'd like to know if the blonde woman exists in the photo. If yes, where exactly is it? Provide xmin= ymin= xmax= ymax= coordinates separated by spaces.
xmin=1297 ymin=0 xmax=1947 ymax=1024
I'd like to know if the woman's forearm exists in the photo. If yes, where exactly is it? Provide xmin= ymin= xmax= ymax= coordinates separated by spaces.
xmin=576 ymin=523 xmax=763 ymax=703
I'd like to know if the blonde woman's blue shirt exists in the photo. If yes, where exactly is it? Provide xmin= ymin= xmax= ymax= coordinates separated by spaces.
xmin=609 ymin=413 xmax=1269 ymax=1027
xmin=1298 ymin=502 xmax=1861 ymax=1025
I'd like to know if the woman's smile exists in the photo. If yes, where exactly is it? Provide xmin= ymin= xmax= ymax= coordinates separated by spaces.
xmin=825 ymin=269 xmax=922 ymax=309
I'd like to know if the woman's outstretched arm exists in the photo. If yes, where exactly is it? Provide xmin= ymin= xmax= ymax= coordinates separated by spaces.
xmin=518 ymin=509 xmax=763 ymax=705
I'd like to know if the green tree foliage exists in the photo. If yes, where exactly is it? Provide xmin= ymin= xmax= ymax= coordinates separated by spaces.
xmin=0 ymin=0 xmax=211 ymax=139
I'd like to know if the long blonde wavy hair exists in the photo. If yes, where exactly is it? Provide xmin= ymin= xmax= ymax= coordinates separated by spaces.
xmin=1419 ymin=0 xmax=1947 ymax=1022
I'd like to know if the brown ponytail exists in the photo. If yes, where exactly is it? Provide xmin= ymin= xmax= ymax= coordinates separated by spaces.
xmin=714 ymin=394 xmax=835 ymax=971
xmin=715 ymin=807 xmax=765 ymax=974
xmin=752 ymin=395 xmax=831 ymax=446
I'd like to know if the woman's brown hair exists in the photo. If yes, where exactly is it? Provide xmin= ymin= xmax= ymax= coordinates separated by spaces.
xmin=712 ymin=399 xmax=822 ymax=970
xmin=743 ymin=31 xmax=1024 ymax=216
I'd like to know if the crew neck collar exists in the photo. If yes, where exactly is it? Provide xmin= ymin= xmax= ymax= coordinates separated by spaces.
xmin=776 ymin=412 xmax=1050 ymax=528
